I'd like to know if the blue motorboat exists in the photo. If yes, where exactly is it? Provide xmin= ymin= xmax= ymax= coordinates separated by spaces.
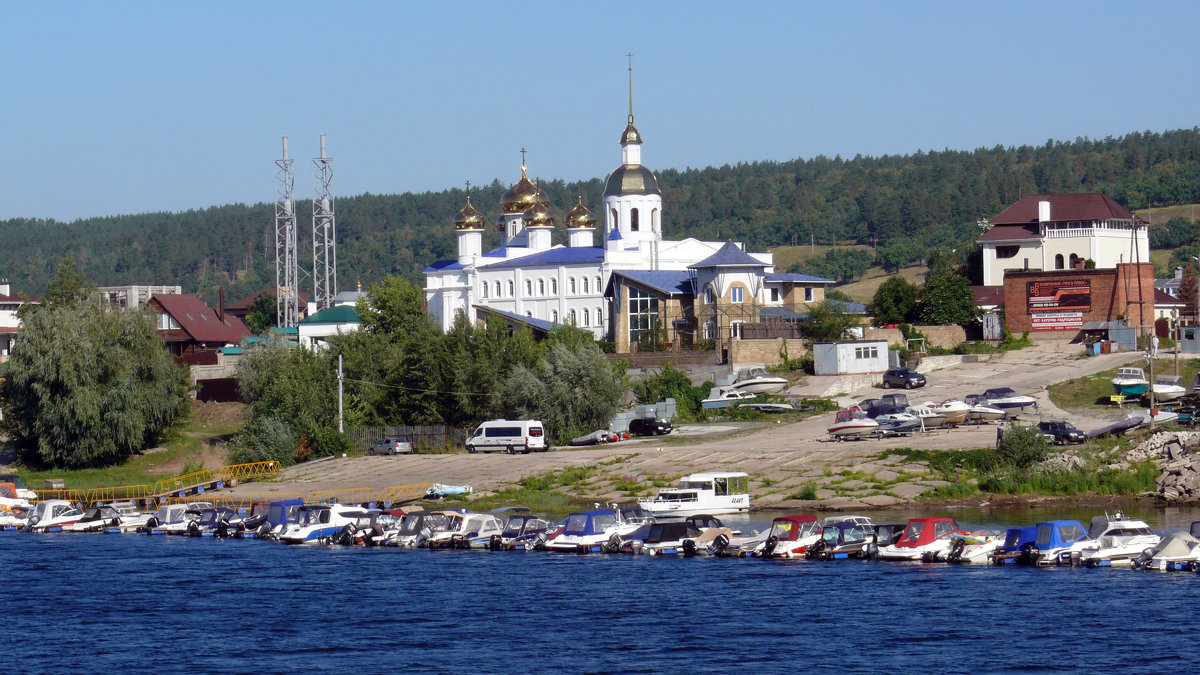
xmin=991 ymin=526 xmax=1037 ymax=564
xmin=983 ymin=387 xmax=1038 ymax=412
xmin=1110 ymin=367 xmax=1150 ymax=397
xmin=1026 ymin=519 xmax=1090 ymax=565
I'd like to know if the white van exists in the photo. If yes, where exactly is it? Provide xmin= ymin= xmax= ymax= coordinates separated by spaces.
xmin=465 ymin=420 xmax=547 ymax=454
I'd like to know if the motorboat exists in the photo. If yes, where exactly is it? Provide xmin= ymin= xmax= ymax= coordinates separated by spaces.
xmin=24 ymin=499 xmax=84 ymax=533
xmin=570 ymin=429 xmax=618 ymax=446
xmin=874 ymin=408 xmax=921 ymax=434
xmin=633 ymin=520 xmax=707 ymax=556
xmin=983 ymin=387 xmax=1037 ymax=413
xmin=873 ymin=523 xmax=909 ymax=548
xmin=906 ymin=404 xmax=948 ymax=429
xmin=963 ymin=394 xmax=1007 ymax=422
xmin=933 ymin=531 xmax=1005 ymax=563
xmin=154 ymin=503 xmax=216 ymax=535
xmin=0 ymin=483 xmax=33 ymax=513
xmin=63 ymin=502 xmax=151 ymax=533
xmin=1138 ymin=531 xmax=1200 ymax=571
xmin=827 ymin=409 xmax=880 ymax=440
xmin=278 ymin=504 xmax=371 ymax=545
xmin=1111 ymin=367 xmax=1150 ymax=397
xmin=1014 ymin=520 xmax=1089 ymax=566
xmin=728 ymin=367 xmax=788 ymax=395
xmin=637 ymin=471 xmax=750 ymax=517
xmin=333 ymin=509 xmax=404 ymax=546
xmin=426 ymin=512 xmax=505 ymax=549
xmin=931 ymin=399 xmax=971 ymax=425
xmin=741 ymin=402 xmax=795 ymax=413
xmin=1152 ymin=375 xmax=1187 ymax=401
xmin=495 ymin=514 xmax=552 ymax=551
xmin=807 ymin=521 xmax=877 ymax=559
xmin=184 ymin=507 xmax=241 ymax=537
xmin=701 ymin=386 xmax=759 ymax=409
xmin=225 ymin=502 xmax=272 ymax=537
xmin=387 ymin=511 xmax=452 ymax=548
xmin=989 ymin=526 xmax=1038 ymax=565
xmin=1128 ymin=408 xmax=1180 ymax=428
xmin=544 ymin=506 xmax=649 ymax=553
xmin=876 ymin=517 xmax=960 ymax=561
xmin=751 ymin=514 xmax=822 ymax=558
xmin=1078 ymin=513 xmax=1161 ymax=567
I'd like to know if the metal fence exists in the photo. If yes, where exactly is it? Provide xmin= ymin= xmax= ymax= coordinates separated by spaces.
xmin=350 ymin=425 xmax=470 ymax=453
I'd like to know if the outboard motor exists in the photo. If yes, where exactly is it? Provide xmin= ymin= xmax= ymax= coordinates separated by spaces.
xmin=760 ymin=535 xmax=779 ymax=558
xmin=947 ymin=538 xmax=967 ymax=563
xmin=216 ymin=520 xmax=230 ymax=538
xmin=335 ymin=524 xmax=356 ymax=546
xmin=682 ymin=539 xmax=697 ymax=558
xmin=141 ymin=516 xmax=159 ymax=533
xmin=1131 ymin=547 xmax=1155 ymax=571
xmin=532 ymin=532 xmax=548 ymax=551
xmin=1019 ymin=542 xmax=1040 ymax=566
xmin=186 ymin=520 xmax=201 ymax=537
xmin=108 ymin=517 xmax=121 ymax=529
xmin=866 ymin=542 xmax=879 ymax=559
xmin=709 ymin=533 xmax=731 ymax=557
xmin=489 ymin=534 xmax=502 ymax=551
xmin=805 ymin=538 xmax=827 ymax=560
xmin=257 ymin=522 xmax=273 ymax=539
xmin=603 ymin=534 xmax=622 ymax=554
xmin=450 ymin=534 xmax=467 ymax=549
xmin=414 ymin=527 xmax=431 ymax=548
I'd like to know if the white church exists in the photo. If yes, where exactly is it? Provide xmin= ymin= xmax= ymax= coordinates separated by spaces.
xmin=423 ymin=69 xmax=834 ymax=348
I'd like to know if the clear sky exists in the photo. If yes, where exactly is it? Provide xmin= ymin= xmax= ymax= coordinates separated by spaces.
xmin=4 ymin=1 xmax=1199 ymax=222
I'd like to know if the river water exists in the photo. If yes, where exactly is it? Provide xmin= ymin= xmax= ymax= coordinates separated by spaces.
xmin=8 ymin=505 xmax=1200 ymax=673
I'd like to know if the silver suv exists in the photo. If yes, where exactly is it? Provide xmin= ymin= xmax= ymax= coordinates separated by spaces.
xmin=368 ymin=438 xmax=414 ymax=455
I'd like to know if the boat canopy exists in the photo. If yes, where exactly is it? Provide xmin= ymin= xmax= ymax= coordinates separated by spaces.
xmin=1002 ymin=526 xmax=1037 ymax=552
xmin=1034 ymin=520 xmax=1087 ymax=549
xmin=897 ymin=517 xmax=958 ymax=547
xmin=1088 ymin=514 xmax=1153 ymax=539
xmin=1152 ymin=532 xmax=1200 ymax=558
xmin=984 ymin=387 xmax=1018 ymax=398
xmin=769 ymin=514 xmax=818 ymax=541
xmin=563 ymin=509 xmax=618 ymax=536
xmin=645 ymin=522 xmax=701 ymax=543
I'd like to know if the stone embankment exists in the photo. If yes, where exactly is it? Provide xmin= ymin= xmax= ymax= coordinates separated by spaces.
xmin=1113 ymin=431 xmax=1200 ymax=501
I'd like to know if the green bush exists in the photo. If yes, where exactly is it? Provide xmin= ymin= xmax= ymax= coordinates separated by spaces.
xmin=995 ymin=424 xmax=1050 ymax=469
xmin=230 ymin=416 xmax=297 ymax=466
xmin=790 ymin=482 xmax=818 ymax=500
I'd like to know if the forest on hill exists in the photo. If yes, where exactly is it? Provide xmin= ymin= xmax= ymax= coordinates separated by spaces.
xmin=1 ymin=127 xmax=1199 ymax=304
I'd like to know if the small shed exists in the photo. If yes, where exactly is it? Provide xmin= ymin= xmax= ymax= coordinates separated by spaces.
xmin=813 ymin=340 xmax=889 ymax=376
xmin=1079 ymin=320 xmax=1136 ymax=353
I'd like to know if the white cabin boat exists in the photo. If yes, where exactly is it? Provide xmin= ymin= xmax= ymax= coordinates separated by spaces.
xmin=637 ymin=472 xmax=750 ymax=517
xmin=827 ymin=409 xmax=880 ymax=439
xmin=25 ymin=500 xmax=84 ymax=533
xmin=1152 ymin=375 xmax=1187 ymax=401
xmin=729 ymin=367 xmax=788 ymax=395
xmin=701 ymin=386 xmax=759 ymax=409
xmin=1078 ymin=513 xmax=1161 ymax=567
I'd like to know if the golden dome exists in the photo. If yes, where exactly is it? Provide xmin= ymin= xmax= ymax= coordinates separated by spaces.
xmin=620 ymin=121 xmax=643 ymax=145
xmin=452 ymin=196 xmax=485 ymax=230
xmin=565 ymin=195 xmax=596 ymax=229
xmin=501 ymin=165 xmax=540 ymax=213
xmin=603 ymin=164 xmax=660 ymax=197
xmin=524 ymin=191 xmax=556 ymax=229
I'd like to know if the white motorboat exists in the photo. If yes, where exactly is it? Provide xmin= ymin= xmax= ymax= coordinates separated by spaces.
xmin=63 ymin=504 xmax=131 ymax=533
xmin=983 ymin=387 xmax=1037 ymax=413
xmin=701 ymin=386 xmax=759 ymax=409
xmin=388 ymin=511 xmax=453 ymax=548
xmin=1078 ymin=513 xmax=1161 ymax=567
xmin=751 ymin=514 xmax=823 ymax=558
xmin=877 ymin=517 xmax=960 ymax=561
xmin=728 ymin=367 xmax=788 ymax=395
xmin=874 ymin=409 xmax=921 ymax=433
xmin=1152 ymin=375 xmax=1187 ymax=401
xmin=0 ymin=484 xmax=33 ymax=525
xmin=1111 ymin=367 xmax=1150 ymax=397
xmin=906 ymin=405 xmax=948 ymax=429
xmin=742 ymin=402 xmax=795 ymax=413
xmin=963 ymin=395 xmax=1007 ymax=422
xmin=24 ymin=499 xmax=84 ymax=533
xmin=933 ymin=531 xmax=1005 ymax=563
xmin=637 ymin=471 xmax=750 ymax=517
xmin=1128 ymin=408 xmax=1180 ymax=428
xmin=153 ymin=502 xmax=215 ymax=534
xmin=278 ymin=504 xmax=370 ymax=545
xmin=426 ymin=512 xmax=504 ymax=549
xmin=827 ymin=409 xmax=880 ymax=439
xmin=545 ymin=506 xmax=650 ymax=553
xmin=931 ymin=399 xmax=971 ymax=425
xmin=1139 ymin=531 xmax=1200 ymax=570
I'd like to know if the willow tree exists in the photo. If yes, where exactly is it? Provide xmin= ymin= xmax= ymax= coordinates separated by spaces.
xmin=0 ymin=301 xmax=191 ymax=468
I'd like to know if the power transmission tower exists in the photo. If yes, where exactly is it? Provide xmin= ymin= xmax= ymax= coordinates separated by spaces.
xmin=275 ymin=136 xmax=300 ymax=328
xmin=312 ymin=134 xmax=337 ymax=311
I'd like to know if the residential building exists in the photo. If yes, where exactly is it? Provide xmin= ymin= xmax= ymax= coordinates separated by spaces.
xmin=97 ymin=284 xmax=181 ymax=310
xmin=0 ymin=280 xmax=35 ymax=362
xmin=147 ymin=293 xmax=253 ymax=365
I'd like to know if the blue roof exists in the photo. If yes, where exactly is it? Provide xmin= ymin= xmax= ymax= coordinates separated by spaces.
xmin=478 ymin=306 xmax=558 ymax=333
xmin=612 ymin=270 xmax=692 ymax=296
xmin=766 ymin=272 xmax=834 ymax=284
xmin=689 ymin=240 xmax=768 ymax=269
xmin=482 ymin=246 xmax=604 ymax=269
xmin=607 ymin=228 xmax=623 ymax=240
xmin=423 ymin=259 xmax=465 ymax=274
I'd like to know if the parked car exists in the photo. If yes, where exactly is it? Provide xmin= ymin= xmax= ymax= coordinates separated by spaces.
xmin=882 ymin=368 xmax=926 ymax=389
xmin=1037 ymin=421 xmax=1086 ymax=445
xmin=368 ymin=438 xmax=414 ymax=455
xmin=628 ymin=417 xmax=673 ymax=436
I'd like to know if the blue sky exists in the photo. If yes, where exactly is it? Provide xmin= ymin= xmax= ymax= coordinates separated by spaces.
xmin=4 ymin=1 xmax=1199 ymax=221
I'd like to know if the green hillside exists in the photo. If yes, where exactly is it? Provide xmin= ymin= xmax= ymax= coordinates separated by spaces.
xmin=2 ymin=128 xmax=1200 ymax=304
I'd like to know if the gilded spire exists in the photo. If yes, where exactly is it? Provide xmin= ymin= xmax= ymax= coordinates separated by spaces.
xmin=620 ymin=53 xmax=642 ymax=146
xmin=627 ymin=52 xmax=634 ymax=125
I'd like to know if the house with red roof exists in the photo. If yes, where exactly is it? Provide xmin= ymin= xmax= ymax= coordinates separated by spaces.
xmin=978 ymin=192 xmax=1146 ymax=287
xmin=147 ymin=293 xmax=253 ymax=365
xmin=0 ymin=279 xmax=36 ymax=362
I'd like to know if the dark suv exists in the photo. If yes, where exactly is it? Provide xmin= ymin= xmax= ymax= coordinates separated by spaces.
xmin=882 ymin=368 xmax=926 ymax=389
xmin=629 ymin=418 xmax=673 ymax=436
xmin=1037 ymin=421 xmax=1086 ymax=445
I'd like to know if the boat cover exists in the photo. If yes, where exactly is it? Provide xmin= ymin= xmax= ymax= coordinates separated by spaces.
xmin=1152 ymin=532 xmax=1200 ymax=558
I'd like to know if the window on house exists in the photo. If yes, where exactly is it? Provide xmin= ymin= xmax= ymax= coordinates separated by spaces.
xmin=494 ymin=281 xmax=501 ymax=297
xmin=804 ymin=287 xmax=814 ymax=302
xmin=1069 ymin=253 xmax=1080 ymax=269
xmin=611 ymin=209 xmax=618 ymax=229
xmin=525 ymin=279 xmax=532 ymax=296
xmin=1055 ymin=254 xmax=1064 ymax=270
xmin=582 ymin=277 xmax=589 ymax=294
xmin=568 ymin=309 xmax=577 ymax=325
xmin=704 ymin=287 xmax=714 ymax=304
xmin=525 ymin=311 xmax=532 ymax=318
xmin=538 ymin=279 xmax=545 ymax=296
xmin=770 ymin=288 xmax=779 ymax=303
xmin=480 ymin=283 xmax=488 ymax=299
xmin=730 ymin=321 xmax=743 ymax=339
xmin=569 ymin=278 xmax=576 ymax=294
xmin=631 ymin=208 xmax=639 ymax=232
xmin=731 ymin=287 xmax=744 ymax=303
xmin=507 ymin=280 xmax=514 ymax=297
xmin=996 ymin=245 xmax=1019 ymax=259
xmin=582 ymin=308 xmax=590 ymax=327
xmin=854 ymin=346 xmax=879 ymax=360
xmin=652 ymin=208 xmax=659 ymax=233
xmin=628 ymin=287 xmax=660 ymax=345
xmin=596 ymin=276 xmax=602 ymax=292
xmin=704 ymin=320 xmax=715 ymax=340
xmin=551 ymin=310 xmax=559 ymax=323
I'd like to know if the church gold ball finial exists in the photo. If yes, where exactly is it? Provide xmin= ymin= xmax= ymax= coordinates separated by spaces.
xmin=502 ymin=149 xmax=540 ymax=213
xmin=566 ymin=193 xmax=596 ymax=229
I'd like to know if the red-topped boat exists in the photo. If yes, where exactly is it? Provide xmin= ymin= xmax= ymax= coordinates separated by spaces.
xmin=748 ymin=514 xmax=822 ymax=558
xmin=877 ymin=517 xmax=961 ymax=561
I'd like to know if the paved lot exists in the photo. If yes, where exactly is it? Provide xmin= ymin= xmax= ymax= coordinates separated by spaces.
xmin=223 ymin=341 xmax=1145 ymax=509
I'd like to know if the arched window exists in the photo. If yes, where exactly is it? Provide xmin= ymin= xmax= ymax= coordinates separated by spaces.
xmin=611 ymin=209 xmax=618 ymax=229
xmin=551 ymin=310 xmax=559 ymax=324
xmin=596 ymin=276 xmax=602 ymax=292
xmin=551 ymin=278 xmax=558 ymax=295
xmin=596 ymin=306 xmax=603 ymax=325
xmin=582 ymin=308 xmax=590 ymax=327
xmin=1069 ymin=253 xmax=1080 ymax=269
xmin=569 ymin=277 xmax=576 ymax=294
xmin=568 ymin=309 xmax=577 ymax=325
xmin=494 ymin=281 xmax=501 ymax=297
xmin=582 ymin=277 xmax=589 ymax=294
xmin=525 ymin=311 xmax=532 ymax=318
xmin=538 ymin=279 xmax=545 ymax=296
xmin=1055 ymin=254 xmax=1065 ymax=270
xmin=631 ymin=207 xmax=640 ymax=231
xmin=507 ymin=280 xmax=514 ymax=297
xmin=704 ymin=287 xmax=715 ymax=304
xmin=480 ymin=282 xmax=488 ymax=298
xmin=652 ymin=208 xmax=659 ymax=233
xmin=525 ymin=279 xmax=532 ymax=296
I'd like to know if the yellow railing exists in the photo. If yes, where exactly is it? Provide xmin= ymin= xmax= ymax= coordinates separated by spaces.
xmin=162 ymin=482 xmax=434 ymax=509
xmin=32 ymin=461 xmax=284 ymax=505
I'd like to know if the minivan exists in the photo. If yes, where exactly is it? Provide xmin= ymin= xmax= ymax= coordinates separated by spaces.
xmin=465 ymin=420 xmax=547 ymax=454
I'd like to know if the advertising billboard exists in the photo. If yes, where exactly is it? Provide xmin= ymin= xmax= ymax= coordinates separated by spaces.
xmin=1027 ymin=279 xmax=1090 ymax=313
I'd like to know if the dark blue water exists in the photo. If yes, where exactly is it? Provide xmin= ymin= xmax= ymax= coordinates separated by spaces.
xmin=6 ymin=512 xmax=1200 ymax=673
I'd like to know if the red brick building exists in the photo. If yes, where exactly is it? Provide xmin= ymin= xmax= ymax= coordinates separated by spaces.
xmin=1001 ymin=262 xmax=1155 ymax=334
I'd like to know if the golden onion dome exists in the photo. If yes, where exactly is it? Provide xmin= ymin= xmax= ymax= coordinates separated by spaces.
xmin=524 ymin=194 xmax=555 ymax=229
xmin=565 ymin=195 xmax=596 ymax=229
xmin=620 ymin=121 xmax=643 ymax=145
xmin=452 ymin=196 xmax=485 ymax=230
xmin=501 ymin=166 xmax=540 ymax=213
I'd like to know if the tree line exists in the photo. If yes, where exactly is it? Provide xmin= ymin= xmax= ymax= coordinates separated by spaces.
xmin=1 ymin=128 xmax=1199 ymax=305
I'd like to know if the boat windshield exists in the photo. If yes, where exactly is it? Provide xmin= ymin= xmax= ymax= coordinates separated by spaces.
xmin=902 ymin=521 xmax=925 ymax=543
xmin=768 ymin=520 xmax=795 ymax=540
xmin=502 ymin=517 xmax=527 ymax=537
xmin=564 ymin=514 xmax=592 ymax=535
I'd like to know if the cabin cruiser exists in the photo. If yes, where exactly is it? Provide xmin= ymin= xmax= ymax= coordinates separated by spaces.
xmin=1012 ymin=520 xmax=1090 ymax=566
xmin=426 ymin=512 xmax=505 ymax=549
xmin=63 ymin=502 xmax=151 ymax=533
xmin=332 ymin=509 xmax=404 ymax=546
xmin=633 ymin=520 xmax=707 ymax=556
xmin=0 ymin=483 xmax=33 ymax=513
xmin=749 ymin=514 xmax=822 ymax=558
xmin=545 ymin=506 xmax=650 ymax=553
xmin=877 ymin=517 xmax=960 ymax=561
xmin=637 ymin=472 xmax=750 ymax=516
xmin=807 ymin=521 xmax=877 ymax=559
xmin=154 ymin=503 xmax=216 ymax=534
xmin=278 ymin=504 xmax=370 ymax=545
xmin=701 ymin=386 xmax=759 ymax=409
xmin=387 ymin=511 xmax=452 ymax=548
xmin=874 ymin=408 xmax=921 ymax=434
xmin=905 ymin=404 xmax=948 ymax=429
xmin=989 ymin=526 xmax=1039 ymax=565
xmin=24 ymin=499 xmax=84 ymax=533
xmin=728 ymin=367 xmax=788 ymax=395
xmin=963 ymin=395 xmax=1007 ymax=422
xmin=495 ymin=514 xmax=552 ymax=551
xmin=1078 ymin=513 xmax=1161 ymax=567
xmin=930 ymin=399 xmax=971 ymax=425
xmin=827 ymin=409 xmax=880 ymax=439
xmin=982 ymin=388 xmax=1037 ymax=413
xmin=1152 ymin=375 xmax=1187 ymax=401
xmin=184 ymin=507 xmax=242 ymax=537
xmin=1111 ymin=367 xmax=1150 ymax=397
xmin=933 ymin=531 xmax=1005 ymax=563
xmin=1136 ymin=531 xmax=1200 ymax=571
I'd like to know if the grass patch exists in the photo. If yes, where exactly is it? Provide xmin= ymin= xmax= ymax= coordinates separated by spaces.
xmin=924 ymin=482 xmax=978 ymax=500
xmin=1048 ymin=358 xmax=1200 ymax=412
xmin=14 ymin=427 xmax=211 ymax=491
xmin=517 ymin=464 xmax=598 ymax=491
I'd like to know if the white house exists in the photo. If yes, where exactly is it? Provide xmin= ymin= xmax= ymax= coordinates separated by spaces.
xmin=0 ymin=280 xmax=35 ymax=362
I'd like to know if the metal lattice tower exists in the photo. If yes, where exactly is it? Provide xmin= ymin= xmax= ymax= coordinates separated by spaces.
xmin=275 ymin=136 xmax=300 ymax=328
xmin=312 ymin=134 xmax=337 ymax=311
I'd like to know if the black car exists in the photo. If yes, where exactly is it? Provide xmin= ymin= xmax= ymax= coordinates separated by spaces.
xmin=882 ymin=367 xmax=926 ymax=389
xmin=1037 ymin=421 xmax=1086 ymax=445
xmin=628 ymin=417 xmax=672 ymax=436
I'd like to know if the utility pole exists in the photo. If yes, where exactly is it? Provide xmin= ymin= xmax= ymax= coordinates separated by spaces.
xmin=337 ymin=354 xmax=344 ymax=433
xmin=1148 ymin=336 xmax=1158 ymax=430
